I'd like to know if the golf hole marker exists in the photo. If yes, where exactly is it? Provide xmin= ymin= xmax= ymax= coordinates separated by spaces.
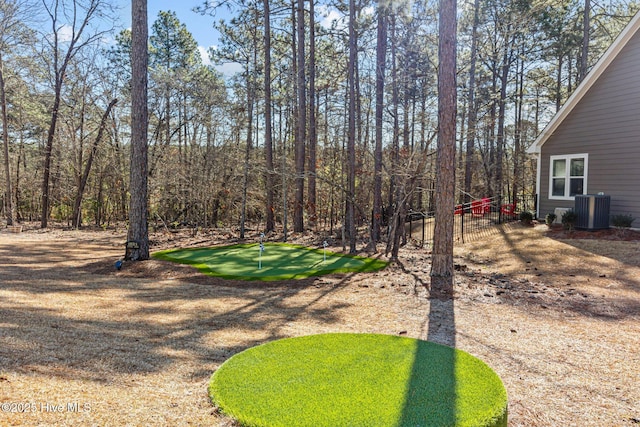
xmin=259 ymin=233 xmax=265 ymax=270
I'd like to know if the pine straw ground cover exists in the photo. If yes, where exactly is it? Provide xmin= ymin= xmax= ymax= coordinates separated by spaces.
xmin=0 ymin=223 xmax=638 ymax=426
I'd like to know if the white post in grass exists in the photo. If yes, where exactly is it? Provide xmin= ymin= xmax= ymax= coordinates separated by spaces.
xmin=259 ymin=233 xmax=265 ymax=269
xmin=323 ymin=240 xmax=328 ymax=263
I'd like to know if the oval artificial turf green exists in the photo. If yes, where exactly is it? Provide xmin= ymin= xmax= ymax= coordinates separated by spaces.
xmin=209 ymin=333 xmax=508 ymax=427
xmin=152 ymin=243 xmax=387 ymax=281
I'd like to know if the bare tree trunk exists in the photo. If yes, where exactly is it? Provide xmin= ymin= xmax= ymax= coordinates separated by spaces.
xmin=371 ymin=3 xmax=387 ymax=246
xmin=416 ymin=88 xmax=428 ymax=211
xmin=40 ymin=0 xmax=105 ymax=228
xmin=41 ymin=86 xmax=61 ymax=228
xmin=464 ymin=0 xmax=480 ymax=205
xmin=386 ymin=146 xmax=434 ymax=260
xmin=346 ymin=0 xmax=357 ymax=253
xmin=293 ymin=0 xmax=306 ymax=232
xmin=388 ymin=15 xmax=399 ymax=210
xmin=307 ymin=0 xmax=317 ymax=229
xmin=485 ymin=53 xmax=498 ymax=197
xmin=430 ymin=0 xmax=457 ymax=294
xmin=15 ymin=109 xmax=25 ymax=222
xmin=112 ymin=125 xmax=128 ymax=221
xmin=512 ymin=42 xmax=525 ymax=204
xmin=263 ymin=0 xmax=275 ymax=232
xmin=0 ymin=58 xmax=14 ymax=225
xmin=555 ymin=54 xmax=563 ymax=112
xmin=240 ymin=48 xmax=256 ymax=239
xmin=496 ymin=25 xmax=511 ymax=202
xmin=72 ymin=98 xmax=118 ymax=228
xmin=580 ymin=0 xmax=590 ymax=83
xmin=127 ymin=0 xmax=149 ymax=261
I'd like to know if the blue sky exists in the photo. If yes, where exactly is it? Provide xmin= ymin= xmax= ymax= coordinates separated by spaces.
xmin=115 ymin=1 xmax=349 ymax=76
xmin=116 ymin=1 xmax=348 ymax=49
xmin=117 ymin=1 xmax=230 ymax=68
xmin=118 ymin=0 xmax=223 ymax=46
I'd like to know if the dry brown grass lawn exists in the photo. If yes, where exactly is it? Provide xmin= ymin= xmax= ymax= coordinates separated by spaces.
xmin=0 ymin=223 xmax=639 ymax=426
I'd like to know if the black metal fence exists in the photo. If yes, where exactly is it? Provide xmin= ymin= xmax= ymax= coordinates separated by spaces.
xmin=405 ymin=194 xmax=537 ymax=246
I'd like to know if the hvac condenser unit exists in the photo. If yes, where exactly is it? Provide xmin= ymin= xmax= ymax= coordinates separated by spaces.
xmin=574 ymin=194 xmax=610 ymax=230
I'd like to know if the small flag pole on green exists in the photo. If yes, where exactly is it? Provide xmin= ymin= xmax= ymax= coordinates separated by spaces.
xmin=323 ymin=240 xmax=328 ymax=263
xmin=259 ymin=233 xmax=265 ymax=270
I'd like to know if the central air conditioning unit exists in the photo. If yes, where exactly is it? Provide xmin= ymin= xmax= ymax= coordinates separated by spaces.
xmin=574 ymin=194 xmax=610 ymax=230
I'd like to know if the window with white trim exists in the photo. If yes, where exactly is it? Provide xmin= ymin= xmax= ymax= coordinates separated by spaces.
xmin=549 ymin=154 xmax=588 ymax=199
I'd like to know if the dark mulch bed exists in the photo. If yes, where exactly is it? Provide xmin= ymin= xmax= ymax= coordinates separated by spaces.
xmin=544 ymin=224 xmax=640 ymax=241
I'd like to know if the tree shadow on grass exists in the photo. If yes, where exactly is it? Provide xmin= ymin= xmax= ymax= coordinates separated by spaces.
xmin=400 ymin=276 xmax=456 ymax=426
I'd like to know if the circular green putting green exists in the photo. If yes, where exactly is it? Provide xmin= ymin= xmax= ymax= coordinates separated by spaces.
xmin=209 ymin=333 xmax=508 ymax=427
xmin=152 ymin=242 xmax=387 ymax=281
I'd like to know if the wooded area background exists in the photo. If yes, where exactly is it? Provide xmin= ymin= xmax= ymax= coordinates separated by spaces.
xmin=1 ymin=0 xmax=638 ymax=242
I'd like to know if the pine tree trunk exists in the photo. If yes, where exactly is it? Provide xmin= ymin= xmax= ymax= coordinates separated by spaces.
xmin=496 ymin=24 xmax=511 ymax=202
xmin=371 ymin=4 xmax=387 ymax=246
xmin=388 ymin=15 xmax=399 ymax=210
xmin=512 ymin=43 xmax=525 ymax=204
xmin=580 ymin=0 xmax=590 ymax=82
xmin=41 ymin=90 xmax=61 ymax=228
xmin=240 ymin=60 xmax=254 ymax=239
xmin=293 ymin=0 xmax=306 ymax=232
xmin=430 ymin=0 xmax=457 ymax=295
xmin=264 ymin=0 xmax=275 ymax=232
xmin=307 ymin=0 xmax=317 ymax=229
xmin=0 ymin=60 xmax=14 ymax=226
xmin=346 ymin=0 xmax=357 ymax=253
xmin=464 ymin=0 xmax=480 ymax=205
xmin=127 ymin=0 xmax=149 ymax=261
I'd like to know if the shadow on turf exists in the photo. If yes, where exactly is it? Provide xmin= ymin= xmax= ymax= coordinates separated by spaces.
xmin=401 ymin=277 xmax=457 ymax=426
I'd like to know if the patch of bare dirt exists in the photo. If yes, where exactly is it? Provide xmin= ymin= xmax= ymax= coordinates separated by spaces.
xmin=0 ymin=223 xmax=639 ymax=426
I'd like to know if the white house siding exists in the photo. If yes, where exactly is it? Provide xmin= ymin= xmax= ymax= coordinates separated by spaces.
xmin=539 ymin=27 xmax=640 ymax=224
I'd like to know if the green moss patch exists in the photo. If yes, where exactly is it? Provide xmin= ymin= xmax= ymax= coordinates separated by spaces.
xmin=152 ymin=243 xmax=387 ymax=281
xmin=209 ymin=333 xmax=508 ymax=427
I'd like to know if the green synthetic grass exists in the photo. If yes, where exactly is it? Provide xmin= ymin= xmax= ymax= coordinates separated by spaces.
xmin=152 ymin=243 xmax=387 ymax=281
xmin=209 ymin=333 xmax=508 ymax=427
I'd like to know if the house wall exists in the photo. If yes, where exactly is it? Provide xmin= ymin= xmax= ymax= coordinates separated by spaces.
xmin=539 ymin=28 xmax=640 ymax=225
